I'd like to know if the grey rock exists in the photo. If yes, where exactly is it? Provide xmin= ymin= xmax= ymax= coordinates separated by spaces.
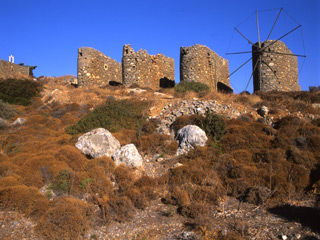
xmin=11 ymin=118 xmax=26 ymax=127
xmin=0 ymin=118 xmax=8 ymax=129
xmin=112 ymin=144 xmax=143 ymax=168
xmin=243 ymin=187 xmax=271 ymax=205
xmin=257 ymin=106 xmax=269 ymax=117
xmin=176 ymin=125 xmax=208 ymax=155
xmin=181 ymin=231 xmax=199 ymax=240
xmin=75 ymin=128 xmax=120 ymax=158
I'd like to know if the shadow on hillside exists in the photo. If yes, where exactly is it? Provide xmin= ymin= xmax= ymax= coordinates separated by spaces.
xmin=268 ymin=205 xmax=320 ymax=234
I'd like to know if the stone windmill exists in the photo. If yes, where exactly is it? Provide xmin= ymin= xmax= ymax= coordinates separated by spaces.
xmin=227 ymin=8 xmax=306 ymax=92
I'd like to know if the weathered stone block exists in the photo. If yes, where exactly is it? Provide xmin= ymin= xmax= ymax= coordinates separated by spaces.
xmin=180 ymin=44 xmax=232 ymax=92
xmin=122 ymin=45 xmax=175 ymax=89
xmin=77 ymin=47 xmax=122 ymax=87
xmin=252 ymin=40 xmax=300 ymax=92
xmin=0 ymin=60 xmax=34 ymax=79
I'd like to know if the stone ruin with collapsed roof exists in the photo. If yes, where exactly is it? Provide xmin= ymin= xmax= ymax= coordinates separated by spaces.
xmin=77 ymin=42 xmax=299 ymax=93
xmin=77 ymin=44 xmax=234 ymax=92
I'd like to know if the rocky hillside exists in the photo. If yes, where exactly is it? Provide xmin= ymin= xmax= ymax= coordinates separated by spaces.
xmin=0 ymin=76 xmax=319 ymax=240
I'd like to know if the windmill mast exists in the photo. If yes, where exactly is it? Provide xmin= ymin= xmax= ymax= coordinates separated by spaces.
xmin=256 ymin=10 xmax=262 ymax=85
xmin=256 ymin=10 xmax=261 ymax=48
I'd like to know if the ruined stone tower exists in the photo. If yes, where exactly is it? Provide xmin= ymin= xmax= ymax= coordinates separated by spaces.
xmin=180 ymin=44 xmax=232 ymax=92
xmin=252 ymin=40 xmax=300 ymax=92
xmin=122 ymin=45 xmax=175 ymax=89
xmin=77 ymin=47 xmax=122 ymax=86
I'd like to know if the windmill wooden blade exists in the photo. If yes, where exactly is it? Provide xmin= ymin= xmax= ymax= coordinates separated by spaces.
xmin=234 ymin=28 xmax=254 ymax=45
xmin=227 ymin=57 xmax=253 ymax=79
xmin=245 ymin=56 xmax=260 ymax=91
xmin=265 ymin=50 xmax=306 ymax=58
xmin=266 ymin=8 xmax=283 ymax=41
xmin=261 ymin=25 xmax=302 ymax=52
xmin=226 ymin=51 xmax=252 ymax=55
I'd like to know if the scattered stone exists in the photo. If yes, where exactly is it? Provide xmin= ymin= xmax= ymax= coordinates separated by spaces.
xmin=154 ymin=92 xmax=174 ymax=99
xmin=258 ymin=118 xmax=267 ymax=124
xmin=243 ymin=187 xmax=271 ymax=205
xmin=153 ymin=154 xmax=161 ymax=161
xmin=181 ymin=231 xmax=200 ymax=240
xmin=75 ymin=128 xmax=120 ymax=158
xmin=128 ymin=88 xmax=147 ymax=94
xmin=173 ymin=163 xmax=183 ymax=168
xmin=312 ymin=103 xmax=320 ymax=109
xmin=11 ymin=118 xmax=26 ymax=127
xmin=294 ymin=137 xmax=307 ymax=148
xmin=176 ymin=125 xmax=208 ymax=155
xmin=156 ymin=100 xmax=240 ymax=135
xmin=257 ymin=106 xmax=269 ymax=117
xmin=0 ymin=118 xmax=8 ymax=129
xmin=156 ymin=157 xmax=164 ymax=162
xmin=112 ymin=144 xmax=143 ymax=168
xmin=237 ymin=114 xmax=251 ymax=122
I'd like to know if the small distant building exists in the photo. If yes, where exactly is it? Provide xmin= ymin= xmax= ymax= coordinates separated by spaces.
xmin=0 ymin=59 xmax=36 ymax=79
xmin=122 ymin=45 xmax=175 ymax=89
xmin=77 ymin=47 xmax=122 ymax=87
xmin=180 ymin=44 xmax=232 ymax=92
xmin=252 ymin=40 xmax=300 ymax=92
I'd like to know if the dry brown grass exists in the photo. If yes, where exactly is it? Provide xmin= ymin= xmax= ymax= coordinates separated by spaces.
xmin=36 ymin=197 xmax=91 ymax=240
xmin=0 ymin=82 xmax=319 ymax=238
xmin=0 ymin=185 xmax=49 ymax=217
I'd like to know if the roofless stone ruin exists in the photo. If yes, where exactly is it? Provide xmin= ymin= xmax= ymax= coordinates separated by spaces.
xmin=76 ymin=44 xmax=233 ymax=92
xmin=122 ymin=45 xmax=175 ymax=89
xmin=77 ymin=47 xmax=122 ymax=87
xmin=0 ymin=58 xmax=36 ymax=79
xmin=180 ymin=44 xmax=232 ymax=93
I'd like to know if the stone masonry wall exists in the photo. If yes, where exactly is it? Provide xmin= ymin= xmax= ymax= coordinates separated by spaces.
xmin=180 ymin=44 xmax=231 ymax=91
xmin=0 ymin=60 xmax=32 ymax=78
xmin=122 ymin=45 xmax=175 ymax=89
xmin=77 ymin=47 xmax=122 ymax=86
xmin=252 ymin=40 xmax=300 ymax=92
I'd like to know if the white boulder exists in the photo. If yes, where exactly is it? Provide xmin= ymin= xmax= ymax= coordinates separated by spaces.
xmin=11 ymin=118 xmax=26 ymax=127
xmin=112 ymin=144 xmax=143 ymax=168
xmin=75 ymin=128 xmax=120 ymax=158
xmin=176 ymin=125 xmax=208 ymax=155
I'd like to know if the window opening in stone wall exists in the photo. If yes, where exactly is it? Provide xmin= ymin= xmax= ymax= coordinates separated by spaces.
xmin=217 ymin=82 xmax=233 ymax=93
xmin=104 ymin=64 xmax=108 ymax=71
xmin=109 ymin=81 xmax=122 ymax=86
xmin=160 ymin=77 xmax=175 ymax=88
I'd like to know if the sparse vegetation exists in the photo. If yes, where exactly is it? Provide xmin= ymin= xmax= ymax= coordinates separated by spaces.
xmin=0 ymin=79 xmax=319 ymax=239
xmin=309 ymin=86 xmax=320 ymax=92
xmin=0 ymin=99 xmax=15 ymax=119
xmin=0 ymin=78 xmax=42 ymax=105
xmin=175 ymin=81 xmax=210 ymax=93
xmin=66 ymin=98 xmax=150 ymax=135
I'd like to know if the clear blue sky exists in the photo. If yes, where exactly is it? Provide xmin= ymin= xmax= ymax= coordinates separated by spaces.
xmin=0 ymin=0 xmax=319 ymax=92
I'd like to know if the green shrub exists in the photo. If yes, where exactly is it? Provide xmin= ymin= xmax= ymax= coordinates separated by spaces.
xmin=66 ymin=98 xmax=150 ymax=135
xmin=0 ymin=99 xmax=15 ymax=119
xmin=309 ymin=86 xmax=320 ymax=92
xmin=48 ymin=170 xmax=71 ymax=195
xmin=171 ymin=113 xmax=225 ymax=141
xmin=199 ymin=112 xmax=226 ymax=141
xmin=175 ymin=81 xmax=210 ymax=93
xmin=0 ymin=78 xmax=42 ymax=105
